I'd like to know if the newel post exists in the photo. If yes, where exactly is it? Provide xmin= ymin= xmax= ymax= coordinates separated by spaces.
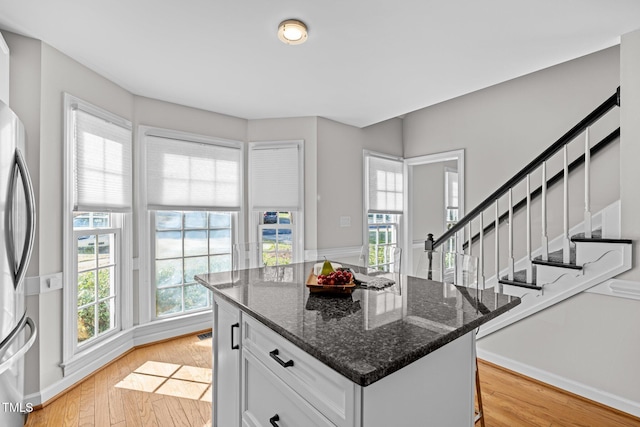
xmin=425 ymin=233 xmax=435 ymax=280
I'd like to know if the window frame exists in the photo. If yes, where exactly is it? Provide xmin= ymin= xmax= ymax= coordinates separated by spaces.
xmin=363 ymin=150 xmax=405 ymax=271
xmin=137 ymin=126 xmax=245 ymax=324
xmin=367 ymin=213 xmax=400 ymax=271
xmin=62 ymin=94 xmax=133 ymax=365
xmin=73 ymin=225 xmax=120 ymax=346
xmin=258 ymin=211 xmax=295 ymax=266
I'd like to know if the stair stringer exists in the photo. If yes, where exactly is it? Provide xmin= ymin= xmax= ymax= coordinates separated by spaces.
xmin=477 ymin=242 xmax=631 ymax=339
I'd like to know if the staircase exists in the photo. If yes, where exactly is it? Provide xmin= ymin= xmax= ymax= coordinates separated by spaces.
xmin=424 ymin=88 xmax=633 ymax=338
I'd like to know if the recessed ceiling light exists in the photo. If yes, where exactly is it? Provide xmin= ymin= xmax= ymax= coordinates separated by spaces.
xmin=278 ymin=19 xmax=308 ymax=45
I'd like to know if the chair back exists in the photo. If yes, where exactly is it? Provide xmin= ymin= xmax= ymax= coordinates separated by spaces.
xmin=358 ymin=245 xmax=369 ymax=267
xmin=232 ymin=242 xmax=263 ymax=271
xmin=414 ymin=250 xmax=478 ymax=288
xmin=390 ymin=246 xmax=402 ymax=273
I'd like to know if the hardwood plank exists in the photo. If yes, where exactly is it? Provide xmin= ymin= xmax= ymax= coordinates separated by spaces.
xmin=120 ymin=389 xmax=143 ymax=427
xmin=136 ymin=387 xmax=159 ymax=427
xmin=24 ymin=406 xmax=47 ymax=427
xmin=44 ymin=393 xmax=68 ymax=427
xmin=78 ymin=376 xmax=95 ymax=427
xmin=93 ymin=368 xmax=111 ymax=427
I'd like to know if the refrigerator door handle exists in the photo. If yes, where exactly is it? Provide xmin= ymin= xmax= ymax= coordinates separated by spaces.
xmin=0 ymin=317 xmax=37 ymax=377
xmin=13 ymin=148 xmax=36 ymax=289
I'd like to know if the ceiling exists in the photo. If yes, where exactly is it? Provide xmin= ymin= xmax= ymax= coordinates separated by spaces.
xmin=1 ymin=1 xmax=640 ymax=128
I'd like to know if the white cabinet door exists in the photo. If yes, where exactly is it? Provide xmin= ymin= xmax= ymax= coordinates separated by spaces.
xmin=214 ymin=297 xmax=241 ymax=427
xmin=241 ymin=350 xmax=335 ymax=427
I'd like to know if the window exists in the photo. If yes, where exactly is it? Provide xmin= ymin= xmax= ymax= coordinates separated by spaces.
xmin=74 ymin=212 xmax=118 ymax=343
xmin=367 ymin=213 xmax=400 ymax=270
xmin=154 ymin=211 xmax=232 ymax=317
xmin=259 ymin=211 xmax=293 ymax=266
xmin=444 ymin=168 xmax=459 ymax=269
xmin=141 ymin=128 xmax=242 ymax=319
xmin=63 ymin=94 xmax=132 ymax=357
xmin=364 ymin=151 xmax=404 ymax=270
xmin=248 ymin=141 xmax=304 ymax=264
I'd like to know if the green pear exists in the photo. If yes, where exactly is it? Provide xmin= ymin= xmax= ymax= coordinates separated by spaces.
xmin=320 ymin=259 xmax=334 ymax=275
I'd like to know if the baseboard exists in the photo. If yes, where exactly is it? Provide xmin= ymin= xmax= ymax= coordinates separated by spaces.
xmin=25 ymin=310 xmax=212 ymax=407
xmin=476 ymin=347 xmax=640 ymax=418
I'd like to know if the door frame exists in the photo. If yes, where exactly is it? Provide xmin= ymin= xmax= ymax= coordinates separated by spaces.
xmin=403 ymin=149 xmax=465 ymax=275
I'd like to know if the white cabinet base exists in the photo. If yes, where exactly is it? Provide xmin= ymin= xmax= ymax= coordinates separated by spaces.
xmin=213 ymin=294 xmax=476 ymax=427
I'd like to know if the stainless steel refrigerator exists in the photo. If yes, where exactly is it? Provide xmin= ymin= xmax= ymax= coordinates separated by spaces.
xmin=0 ymin=99 xmax=37 ymax=426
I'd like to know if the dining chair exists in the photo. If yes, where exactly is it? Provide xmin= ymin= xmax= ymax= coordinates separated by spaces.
xmin=390 ymin=246 xmax=402 ymax=274
xmin=358 ymin=245 xmax=369 ymax=268
xmin=232 ymin=242 xmax=263 ymax=271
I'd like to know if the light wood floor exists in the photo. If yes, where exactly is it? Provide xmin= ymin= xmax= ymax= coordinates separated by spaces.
xmin=25 ymin=334 xmax=640 ymax=427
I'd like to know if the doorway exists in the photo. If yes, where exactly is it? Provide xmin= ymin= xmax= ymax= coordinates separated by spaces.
xmin=404 ymin=150 xmax=464 ymax=275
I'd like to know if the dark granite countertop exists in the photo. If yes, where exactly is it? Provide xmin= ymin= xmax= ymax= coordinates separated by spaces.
xmin=196 ymin=261 xmax=520 ymax=387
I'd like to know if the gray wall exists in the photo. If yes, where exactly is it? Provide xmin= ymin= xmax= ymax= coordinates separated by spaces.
xmin=404 ymin=46 xmax=621 ymax=210
xmin=402 ymin=44 xmax=640 ymax=408
xmin=317 ymin=117 xmax=403 ymax=250
xmin=620 ymin=29 xmax=640 ymax=282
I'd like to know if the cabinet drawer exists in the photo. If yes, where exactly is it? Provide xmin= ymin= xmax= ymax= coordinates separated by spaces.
xmin=242 ymin=350 xmax=335 ymax=427
xmin=242 ymin=315 xmax=355 ymax=427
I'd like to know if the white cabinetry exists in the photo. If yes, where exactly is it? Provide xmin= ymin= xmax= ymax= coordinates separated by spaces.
xmin=212 ymin=294 xmax=475 ymax=427
xmin=213 ymin=297 xmax=241 ymax=427
xmin=0 ymin=32 xmax=9 ymax=106
xmin=242 ymin=350 xmax=334 ymax=427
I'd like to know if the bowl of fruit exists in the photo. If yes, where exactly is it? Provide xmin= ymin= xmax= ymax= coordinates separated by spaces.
xmin=306 ymin=260 xmax=356 ymax=295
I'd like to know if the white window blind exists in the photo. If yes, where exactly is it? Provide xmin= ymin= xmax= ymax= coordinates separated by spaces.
xmin=367 ymin=155 xmax=403 ymax=214
xmin=145 ymin=135 xmax=241 ymax=211
xmin=73 ymin=108 xmax=132 ymax=212
xmin=446 ymin=170 xmax=459 ymax=209
xmin=250 ymin=145 xmax=301 ymax=210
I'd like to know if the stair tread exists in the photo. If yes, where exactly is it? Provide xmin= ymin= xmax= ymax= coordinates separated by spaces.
xmin=499 ymin=268 xmax=541 ymax=290
xmin=571 ymin=229 xmax=603 ymax=239
xmin=572 ymin=228 xmax=632 ymax=244
xmin=499 ymin=278 xmax=542 ymax=290
xmin=533 ymin=247 xmax=581 ymax=269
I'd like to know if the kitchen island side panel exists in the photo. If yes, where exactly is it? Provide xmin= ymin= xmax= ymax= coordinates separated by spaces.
xmin=361 ymin=331 xmax=475 ymax=427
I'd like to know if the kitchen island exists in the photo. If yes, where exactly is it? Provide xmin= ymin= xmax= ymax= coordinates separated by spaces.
xmin=196 ymin=261 xmax=520 ymax=427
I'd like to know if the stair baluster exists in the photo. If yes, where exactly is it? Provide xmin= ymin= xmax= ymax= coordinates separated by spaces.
xmin=563 ymin=145 xmax=571 ymax=264
xmin=584 ymin=127 xmax=592 ymax=238
xmin=526 ymin=174 xmax=533 ymax=283
xmin=508 ymin=188 xmax=515 ymax=281
xmin=541 ymin=161 xmax=549 ymax=261
xmin=479 ymin=213 xmax=485 ymax=289
xmin=495 ymin=199 xmax=500 ymax=292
